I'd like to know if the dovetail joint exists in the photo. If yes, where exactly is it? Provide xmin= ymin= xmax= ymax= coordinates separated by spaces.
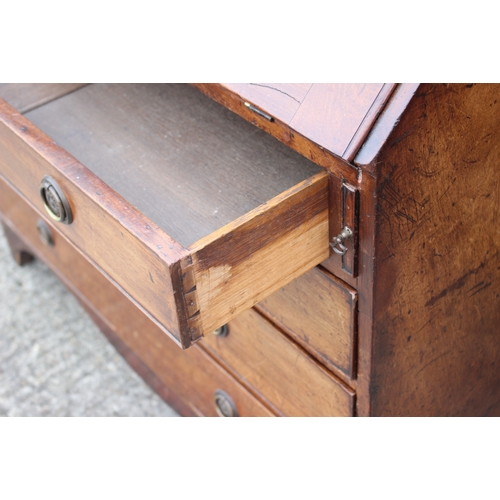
xmin=180 ymin=257 xmax=202 ymax=342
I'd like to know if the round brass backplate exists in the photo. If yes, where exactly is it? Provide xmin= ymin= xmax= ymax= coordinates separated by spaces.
xmin=39 ymin=176 xmax=73 ymax=224
xmin=214 ymin=390 xmax=238 ymax=417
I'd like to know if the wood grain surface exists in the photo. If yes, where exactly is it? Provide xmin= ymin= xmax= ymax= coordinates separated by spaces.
xmin=190 ymin=171 xmax=330 ymax=335
xmin=288 ymin=83 xmax=383 ymax=157
xmin=256 ymin=266 xmax=357 ymax=381
xmin=220 ymin=84 xmax=313 ymax=123
xmin=200 ymin=308 xmax=355 ymax=416
xmin=0 ymin=179 xmax=275 ymax=416
xmin=350 ymin=172 xmax=377 ymax=416
xmin=364 ymin=83 xmax=500 ymax=416
xmin=0 ymin=83 xmax=88 ymax=114
xmin=219 ymin=83 xmax=395 ymax=160
xmin=342 ymin=84 xmax=397 ymax=161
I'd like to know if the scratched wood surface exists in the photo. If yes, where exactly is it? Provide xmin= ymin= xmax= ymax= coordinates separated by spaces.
xmin=363 ymin=83 xmax=500 ymax=416
xmin=0 ymin=180 xmax=275 ymax=416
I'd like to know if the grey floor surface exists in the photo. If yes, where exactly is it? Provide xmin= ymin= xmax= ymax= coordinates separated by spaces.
xmin=0 ymin=224 xmax=179 ymax=416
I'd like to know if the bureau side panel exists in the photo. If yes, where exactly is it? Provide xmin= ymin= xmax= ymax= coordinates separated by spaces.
xmin=367 ymin=83 xmax=500 ymax=416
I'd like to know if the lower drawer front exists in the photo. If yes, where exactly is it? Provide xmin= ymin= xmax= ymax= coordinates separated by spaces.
xmin=256 ymin=266 xmax=357 ymax=379
xmin=201 ymin=308 xmax=355 ymax=416
xmin=0 ymin=176 xmax=274 ymax=417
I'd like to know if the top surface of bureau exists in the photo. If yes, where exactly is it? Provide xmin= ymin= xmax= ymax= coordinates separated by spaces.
xmin=194 ymin=83 xmax=397 ymax=165
xmin=0 ymin=83 xmax=332 ymax=349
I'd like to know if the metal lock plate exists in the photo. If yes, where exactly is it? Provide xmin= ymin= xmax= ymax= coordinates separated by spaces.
xmin=329 ymin=174 xmax=360 ymax=277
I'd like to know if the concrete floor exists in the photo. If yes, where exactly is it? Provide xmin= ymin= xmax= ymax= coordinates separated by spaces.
xmin=0 ymin=224 xmax=179 ymax=416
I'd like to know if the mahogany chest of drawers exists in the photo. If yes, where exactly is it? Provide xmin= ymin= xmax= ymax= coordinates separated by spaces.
xmin=0 ymin=83 xmax=498 ymax=416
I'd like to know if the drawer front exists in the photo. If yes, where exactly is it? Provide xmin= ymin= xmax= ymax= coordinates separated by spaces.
xmin=256 ymin=266 xmax=357 ymax=379
xmin=0 ymin=99 xmax=188 ymax=344
xmin=0 ymin=177 xmax=274 ymax=417
xmin=0 ymin=87 xmax=330 ymax=349
xmin=201 ymin=308 xmax=355 ymax=416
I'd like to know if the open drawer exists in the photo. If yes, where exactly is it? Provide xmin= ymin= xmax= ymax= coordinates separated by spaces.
xmin=0 ymin=84 xmax=329 ymax=348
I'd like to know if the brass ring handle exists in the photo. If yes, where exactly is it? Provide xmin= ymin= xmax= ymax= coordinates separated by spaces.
xmin=39 ymin=176 xmax=73 ymax=224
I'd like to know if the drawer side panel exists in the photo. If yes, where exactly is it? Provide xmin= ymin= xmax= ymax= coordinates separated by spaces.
xmin=190 ymin=172 xmax=330 ymax=336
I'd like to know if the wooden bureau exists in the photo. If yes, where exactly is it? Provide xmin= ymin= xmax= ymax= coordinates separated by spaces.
xmin=0 ymin=83 xmax=498 ymax=416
